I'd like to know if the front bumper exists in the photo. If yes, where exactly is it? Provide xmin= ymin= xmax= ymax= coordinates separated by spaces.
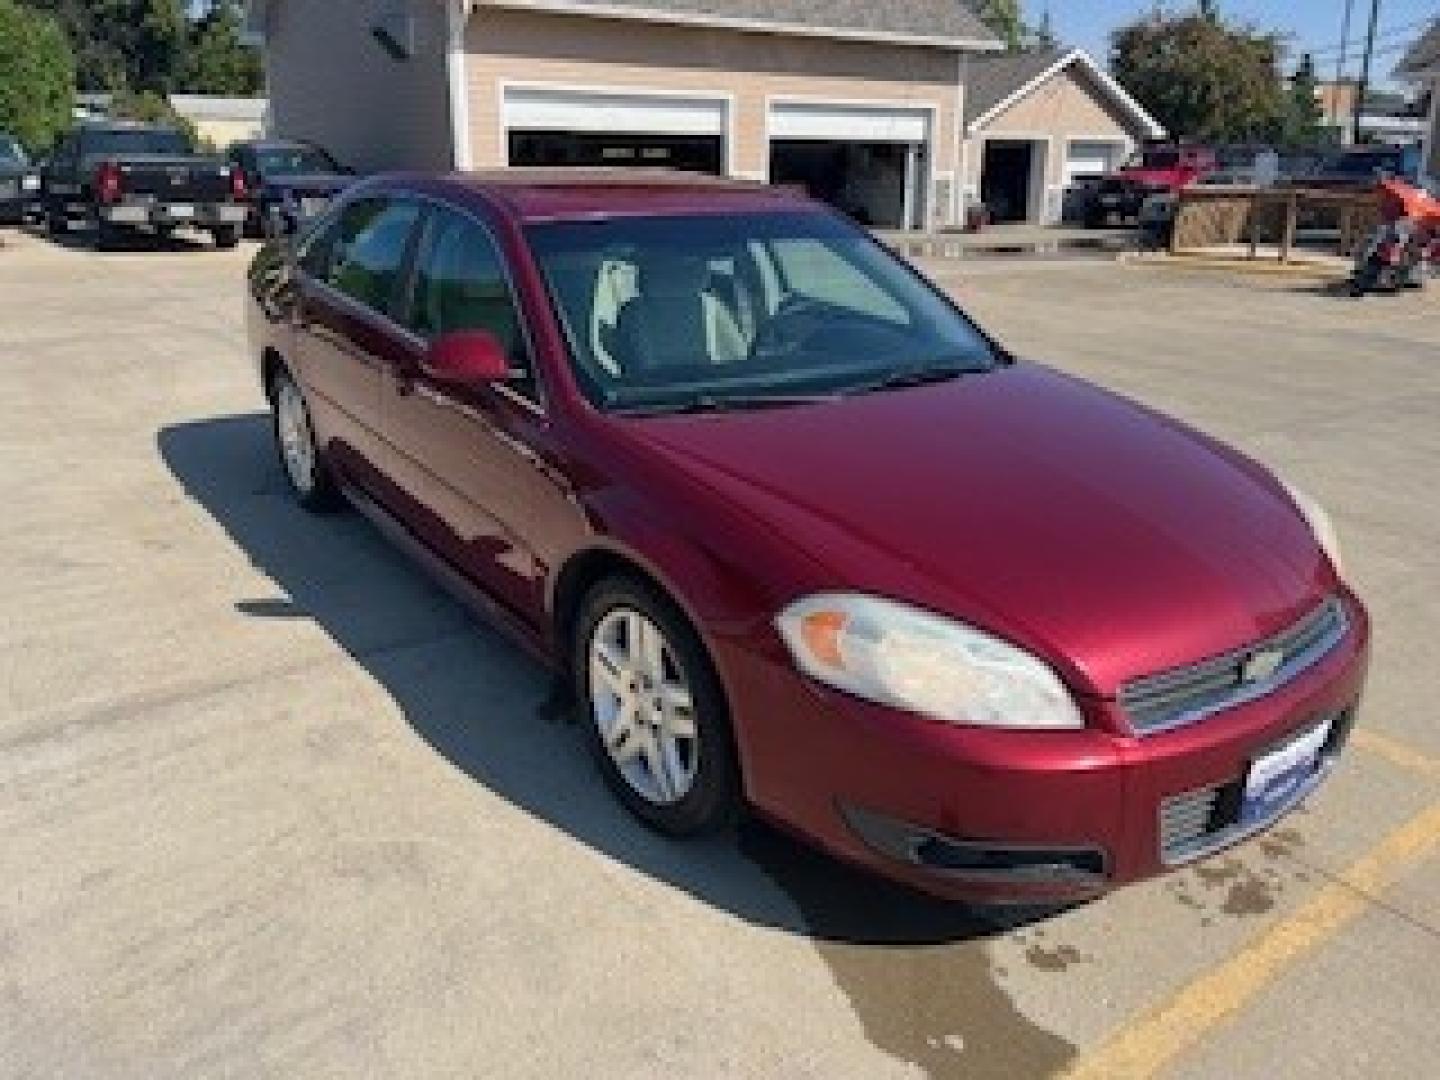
xmin=720 ymin=593 xmax=1370 ymax=903
xmin=99 ymin=201 xmax=248 ymax=228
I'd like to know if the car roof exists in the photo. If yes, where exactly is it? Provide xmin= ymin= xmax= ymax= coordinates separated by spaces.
xmin=406 ymin=169 xmax=816 ymax=222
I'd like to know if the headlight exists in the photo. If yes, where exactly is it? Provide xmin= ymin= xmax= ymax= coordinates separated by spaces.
xmin=21 ymin=173 xmax=40 ymax=192
xmin=775 ymin=594 xmax=1083 ymax=730
xmin=1281 ymin=481 xmax=1344 ymax=576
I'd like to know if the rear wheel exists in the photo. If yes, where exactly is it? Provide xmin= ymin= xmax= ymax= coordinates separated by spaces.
xmin=94 ymin=219 xmax=122 ymax=251
xmin=575 ymin=576 xmax=741 ymax=837
xmin=270 ymin=368 xmax=341 ymax=512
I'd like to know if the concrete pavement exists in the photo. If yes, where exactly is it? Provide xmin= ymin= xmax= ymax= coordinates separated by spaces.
xmin=2 ymin=228 xmax=1438 ymax=1079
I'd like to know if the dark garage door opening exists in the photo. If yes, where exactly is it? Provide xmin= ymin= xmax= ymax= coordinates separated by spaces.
xmin=770 ymin=141 xmax=921 ymax=230
xmin=508 ymin=131 xmax=723 ymax=174
xmin=981 ymin=141 xmax=1037 ymax=223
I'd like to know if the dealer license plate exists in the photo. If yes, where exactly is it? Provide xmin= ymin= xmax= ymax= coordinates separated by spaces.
xmin=1101 ymin=195 xmax=1123 ymax=207
xmin=1242 ymin=718 xmax=1333 ymax=826
xmin=167 ymin=204 xmax=195 ymax=220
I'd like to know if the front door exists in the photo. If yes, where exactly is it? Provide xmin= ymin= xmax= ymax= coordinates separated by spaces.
xmin=381 ymin=204 xmax=559 ymax=620
xmin=291 ymin=196 xmax=422 ymax=486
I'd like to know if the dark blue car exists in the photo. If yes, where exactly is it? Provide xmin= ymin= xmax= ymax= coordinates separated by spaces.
xmin=226 ymin=140 xmax=357 ymax=238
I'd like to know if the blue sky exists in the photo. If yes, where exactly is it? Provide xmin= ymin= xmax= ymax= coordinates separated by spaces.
xmin=1042 ymin=0 xmax=1437 ymax=82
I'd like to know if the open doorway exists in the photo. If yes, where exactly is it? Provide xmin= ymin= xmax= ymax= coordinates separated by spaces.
xmin=770 ymin=141 xmax=926 ymax=230
xmin=981 ymin=140 xmax=1041 ymax=223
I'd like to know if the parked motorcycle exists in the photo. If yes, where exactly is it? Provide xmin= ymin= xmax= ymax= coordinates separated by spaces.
xmin=1348 ymin=178 xmax=1440 ymax=298
xmin=1348 ymin=218 xmax=1431 ymax=297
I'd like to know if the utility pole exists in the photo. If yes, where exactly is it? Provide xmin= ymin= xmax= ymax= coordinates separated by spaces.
xmin=1334 ymin=0 xmax=1355 ymax=128
xmin=1352 ymin=0 xmax=1382 ymax=146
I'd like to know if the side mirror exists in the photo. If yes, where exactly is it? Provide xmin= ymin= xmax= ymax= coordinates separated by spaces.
xmin=421 ymin=330 xmax=511 ymax=385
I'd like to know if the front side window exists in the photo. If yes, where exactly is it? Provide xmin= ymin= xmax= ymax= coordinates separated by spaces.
xmin=527 ymin=210 xmax=997 ymax=413
xmin=325 ymin=198 xmax=421 ymax=315
xmin=407 ymin=207 xmax=535 ymax=399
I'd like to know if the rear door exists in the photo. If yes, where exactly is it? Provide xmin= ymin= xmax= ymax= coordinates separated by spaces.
xmin=291 ymin=195 xmax=423 ymax=489
xmin=380 ymin=203 xmax=561 ymax=619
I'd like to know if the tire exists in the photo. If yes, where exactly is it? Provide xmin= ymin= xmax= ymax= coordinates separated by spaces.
xmin=270 ymin=367 xmax=342 ymax=512
xmin=574 ymin=575 xmax=742 ymax=837
xmin=94 ymin=220 xmax=122 ymax=251
xmin=213 ymin=224 xmax=241 ymax=250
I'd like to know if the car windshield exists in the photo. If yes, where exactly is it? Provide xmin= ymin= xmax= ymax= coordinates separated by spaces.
xmin=1329 ymin=151 xmax=1399 ymax=176
xmin=527 ymin=211 xmax=999 ymax=413
xmin=254 ymin=146 xmax=339 ymax=177
xmin=90 ymin=128 xmax=190 ymax=155
xmin=1129 ymin=150 xmax=1179 ymax=169
xmin=0 ymin=137 xmax=25 ymax=165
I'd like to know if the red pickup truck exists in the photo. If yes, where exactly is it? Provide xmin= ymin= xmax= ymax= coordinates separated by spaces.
xmin=1085 ymin=146 xmax=1218 ymax=227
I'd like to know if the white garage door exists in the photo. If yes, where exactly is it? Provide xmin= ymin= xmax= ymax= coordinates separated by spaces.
xmin=502 ymin=86 xmax=727 ymax=136
xmin=768 ymin=102 xmax=931 ymax=144
xmin=1066 ymin=141 xmax=1123 ymax=185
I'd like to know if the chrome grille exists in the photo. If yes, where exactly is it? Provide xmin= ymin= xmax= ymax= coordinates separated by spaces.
xmin=1121 ymin=597 xmax=1349 ymax=736
xmin=1159 ymin=785 xmax=1222 ymax=859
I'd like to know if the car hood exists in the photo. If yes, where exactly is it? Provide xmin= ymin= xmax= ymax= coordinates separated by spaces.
xmin=622 ymin=364 xmax=1332 ymax=696
xmin=1113 ymin=168 xmax=1182 ymax=188
xmin=264 ymin=173 xmax=352 ymax=196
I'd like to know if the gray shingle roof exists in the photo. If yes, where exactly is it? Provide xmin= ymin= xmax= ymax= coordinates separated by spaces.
xmin=963 ymin=48 xmax=1065 ymax=123
xmin=495 ymin=0 xmax=999 ymax=46
xmin=1397 ymin=21 xmax=1440 ymax=78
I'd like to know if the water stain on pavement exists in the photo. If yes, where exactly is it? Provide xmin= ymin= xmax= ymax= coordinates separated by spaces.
xmin=1023 ymin=942 xmax=1092 ymax=973
xmin=739 ymin=822 xmax=1076 ymax=1079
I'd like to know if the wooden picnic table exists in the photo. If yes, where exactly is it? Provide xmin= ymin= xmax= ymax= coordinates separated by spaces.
xmin=1171 ymin=187 xmax=1382 ymax=262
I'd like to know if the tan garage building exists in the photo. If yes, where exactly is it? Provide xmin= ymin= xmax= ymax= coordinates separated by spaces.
xmin=247 ymin=0 xmax=1001 ymax=231
xmin=962 ymin=48 xmax=1165 ymax=225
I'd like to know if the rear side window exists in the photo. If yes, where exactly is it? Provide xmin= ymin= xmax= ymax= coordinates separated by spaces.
xmin=408 ymin=207 xmax=535 ymax=399
xmin=323 ymin=198 xmax=421 ymax=316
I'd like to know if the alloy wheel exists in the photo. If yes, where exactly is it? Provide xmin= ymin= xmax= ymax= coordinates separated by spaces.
xmin=276 ymin=379 xmax=317 ymax=495
xmin=588 ymin=607 xmax=700 ymax=806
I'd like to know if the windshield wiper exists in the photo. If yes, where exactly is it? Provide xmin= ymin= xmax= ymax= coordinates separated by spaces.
xmin=845 ymin=363 xmax=981 ymax=397
xmin=614 ymin=392 xmax=838 ymax=418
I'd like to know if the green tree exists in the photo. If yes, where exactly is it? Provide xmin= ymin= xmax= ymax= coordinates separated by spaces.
xmin=972 ymin=0 xmax=1026 ymax=53
xmin=1033 ymin=7 xmax=1058 ymax=51
xmin=0 ymin=0 xmax=76 ymax=150
xmin=20 ymin=0 xmax=187 ymax=94
xmin=182 ymin=0 xmax=262 ymax=95
xmin=1110 ymin=4 xmax=1288 ymax=143
xmin=1280 ymin=52 xmax=1326 ymax=148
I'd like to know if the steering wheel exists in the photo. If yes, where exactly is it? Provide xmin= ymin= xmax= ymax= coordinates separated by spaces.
xmin=749 ymin=293 xmax=831 ymax=359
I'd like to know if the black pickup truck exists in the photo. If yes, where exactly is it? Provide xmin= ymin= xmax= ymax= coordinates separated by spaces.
xmin=40 ymin=120 xmax=249 ymax=249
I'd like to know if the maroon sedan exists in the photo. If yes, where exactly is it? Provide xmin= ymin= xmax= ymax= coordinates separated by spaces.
xmin=245 ymin=171 xmax=1368 ymax=903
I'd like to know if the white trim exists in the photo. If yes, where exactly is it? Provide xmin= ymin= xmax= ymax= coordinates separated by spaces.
xmin=446 ymin=0 xmax=473 ymax=169
xmin=966 ymin=48 xmax=1166 ymax=141
xmin=499 ymin=80 xmax=736 ymax=175
xmin=762 ymin=94 xmax=940 ymax=231
xmin=486 ymin=0 xmax=1003 ymax=52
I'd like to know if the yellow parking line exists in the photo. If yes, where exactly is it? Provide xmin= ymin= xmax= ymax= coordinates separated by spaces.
xmin=1064 ymin=799 xmax=1440 ymax=1080
xmin=1352 ymin=728 xmax=1440 ymax=780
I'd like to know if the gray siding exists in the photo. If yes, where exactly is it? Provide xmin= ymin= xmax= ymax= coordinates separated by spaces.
xmin=261 ymin=0 xmax=453 ymax=172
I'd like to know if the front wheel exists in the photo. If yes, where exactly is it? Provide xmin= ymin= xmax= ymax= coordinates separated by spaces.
xmin=575 ymin=577 xmax=741 ymax=837
xmin=271 ymin=368 xmax=341 ymax=512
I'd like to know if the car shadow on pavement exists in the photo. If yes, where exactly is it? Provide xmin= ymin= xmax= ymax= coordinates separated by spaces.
xmin=24 ymin=221 xmax=220 ymax=254
xmin=158 ymin=413 xmax=1059 ymax=948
